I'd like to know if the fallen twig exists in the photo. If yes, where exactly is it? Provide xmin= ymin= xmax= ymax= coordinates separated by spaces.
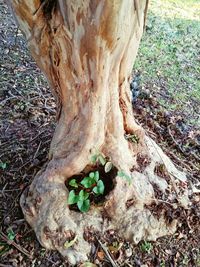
xmin=168 ymin=126 xmax=186 ymax=155
xmin=165 ymin=149 xmax=199 ymax=173
xmin=146 ymin=135 xmax=181 ymax=196
xmin=96 ymin=238 xmax=120 ymax=267
xmin=0 ymin=231 xmax=32 ymax=259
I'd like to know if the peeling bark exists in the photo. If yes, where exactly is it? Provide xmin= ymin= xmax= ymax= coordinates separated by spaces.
xmin=9 ymin=0 xmax=198 ymax=265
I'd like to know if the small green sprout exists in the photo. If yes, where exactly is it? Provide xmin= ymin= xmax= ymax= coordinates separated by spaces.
xmin=77 ymin=189 xmax=90 ymax=213
xmin=7 ymin=229 xmax=15 ymax=241
xmin=0 ymin=162 xmax=7 ymax=170
xmin=68 ymin=190 xmax=79 ymax=205
xmin=117 ymin=170 xmax=132 ymax=184
xmin=91 ymin=149 xmax=113 ymax=173
xmin=91 ymin=152 xmax=106 ymax=166
xmin=67 ymin=171 xmax=105 ymax=213
xmin=140 ymin=241 xmax=152 ymax=253
xmin=93 ymin=180 xmax=105 ymax=195
xmin=69 ymin=179 xmax=78 ymax=188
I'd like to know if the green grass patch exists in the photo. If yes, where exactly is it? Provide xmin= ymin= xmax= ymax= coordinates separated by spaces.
xmin=134 ymin=0 xmax=200 ymax=126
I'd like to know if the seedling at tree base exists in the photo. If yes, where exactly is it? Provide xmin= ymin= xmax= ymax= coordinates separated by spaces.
xmin=117 ymin=170 xmax=132 ymax=184
xmin=67 ymin=171 xmax=105 ymax=212
xmin=90 ymin=150 xmax=113 ymax=173
xmin=68 ymin=152 xmax=131 ymax=212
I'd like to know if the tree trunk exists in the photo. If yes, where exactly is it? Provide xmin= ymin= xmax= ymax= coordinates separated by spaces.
xmin=9 ymin=0 xmax=195 ymax=265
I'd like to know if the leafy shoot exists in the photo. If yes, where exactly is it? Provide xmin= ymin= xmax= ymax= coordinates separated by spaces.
xmin=67 ymin=171 xmax=105 ymax=212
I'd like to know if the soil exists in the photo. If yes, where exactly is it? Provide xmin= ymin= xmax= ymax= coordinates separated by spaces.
xmin=0 ymin=1 xmax=199 ymax=266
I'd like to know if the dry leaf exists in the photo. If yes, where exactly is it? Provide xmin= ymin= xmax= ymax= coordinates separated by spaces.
xmin=104 ymin=161 xmax=113 ymax=173
xmin=97 ymin=250 xmax=105 ymax=260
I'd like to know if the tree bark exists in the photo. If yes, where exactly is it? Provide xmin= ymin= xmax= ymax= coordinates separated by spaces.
xmin=9 ymin=0 xmax=196 ymax=265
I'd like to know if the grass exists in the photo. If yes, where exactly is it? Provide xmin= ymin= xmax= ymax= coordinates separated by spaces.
xmin=134 ymin=0 xmax=200 ymax=126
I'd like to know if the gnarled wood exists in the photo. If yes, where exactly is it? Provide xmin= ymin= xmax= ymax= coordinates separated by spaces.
xmin=9 ymin=0 xmax=196 ymax=265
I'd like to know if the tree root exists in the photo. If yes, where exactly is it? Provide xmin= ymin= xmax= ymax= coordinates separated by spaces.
xmin=20 ymin=135 xmax=195 ymax=265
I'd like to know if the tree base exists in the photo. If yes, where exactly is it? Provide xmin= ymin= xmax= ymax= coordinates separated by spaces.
xmin=10 ymin=0 xmax=198 ymax=264
xmin=20 ymin=135 xmax=195 ymax=265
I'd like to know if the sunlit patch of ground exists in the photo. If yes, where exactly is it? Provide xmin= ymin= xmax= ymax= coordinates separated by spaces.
xmin=134 ymin=0 xmax=200 ymax=126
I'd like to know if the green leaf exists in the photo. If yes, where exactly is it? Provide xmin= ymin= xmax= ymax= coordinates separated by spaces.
xmin=117 ymin=170 xmax=132 ymax=184
xmin=89 ymin=172 xmax=95 ymax=179
xmin=98 ymin=154 xmax=106 ymax=166
xmin=94 ymin=171 xmax=99 ymax=182
xmin=93 ymin=180 xmax=104 ymax=195
xmin=77 ymin=199 xmax=90 ymax=212
xmin=91 ymin=155 xmax=98 ymax=163
xmin=7 ymin=229 xmax=15 ymax=241
xmin=117 ymin=170 xmax=125 ymax=177
xmin=69 ymin=179 xmax=78 ymax=188
xmin=68 ymin=190 xmax=79 ymax=205
xmin=0 ymin=162 xmax=7 ymax=170
xmin=64 ymin=236 xmax=77 ymax=249
xmin=124 ymin=173 xmax=131 ymax=181
xmin=92 ymin=186 xmax=98 ymax=194
xmin=104 ymin=162 xmax=113 ymax=173
xmin=79 ymin=190 xmax=89 ymax=201
xmin=140 ymin=241 xmax=152 ymax=253
xmin=97 ymin=180 xmax=104 ymax=194
xmin=80 ymin=177 xmax=95 ymax=188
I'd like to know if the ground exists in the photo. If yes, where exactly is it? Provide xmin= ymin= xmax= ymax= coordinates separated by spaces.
xmin=0 ymin=0 xmax=199 ymax=266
